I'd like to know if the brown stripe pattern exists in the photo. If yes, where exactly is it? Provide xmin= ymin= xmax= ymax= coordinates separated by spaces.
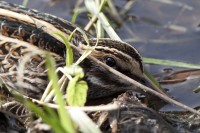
xmin=0 ymin=1 xmax=144 ymax=99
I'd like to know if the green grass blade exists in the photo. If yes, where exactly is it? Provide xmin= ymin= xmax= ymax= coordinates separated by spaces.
xmin=27 ymin=101 xmax=65 ymax=133
xmin=99 ymin=0 xmax=107 ymax=12
xmin=96 ymin=20 xmax=104 ymax=38
xmin=144 ymin=57 xmax=200 ymax=69
xmin=144 ymin=69 xmax=161 ymax=88
xmin=84 ymin=0 xmax=121 ymax=40
xmin=71 ymin=10 xmax=79 ymax=24
xmin=69 ymin=27 xmax=97 ymax=65
xmin=55 ymin=32 xmax=73 ymax=66
xmin=45 ymin=53 xmax=75 ymax=133
xmin=22 ymin=0 xmax=29 ymax=7
xmin=193 ymin=86 xmax=200 ymax=93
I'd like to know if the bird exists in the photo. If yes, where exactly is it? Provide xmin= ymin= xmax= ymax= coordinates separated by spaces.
xmin=0 ymin=1 xmax=146 ymax=100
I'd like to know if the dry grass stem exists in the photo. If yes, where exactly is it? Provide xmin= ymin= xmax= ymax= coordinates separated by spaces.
xmin=22 ymin=95 xmax=120 ymax=112
xmin=84 ymin=15 xmax=98 ymax=31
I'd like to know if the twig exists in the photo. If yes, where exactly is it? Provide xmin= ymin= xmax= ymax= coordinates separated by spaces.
xmin=25 ymin=96 xmax=119 ymax=112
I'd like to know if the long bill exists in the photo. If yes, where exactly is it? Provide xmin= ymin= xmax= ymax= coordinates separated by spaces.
xmin=142 ymin=74 xmax=167 ymax=96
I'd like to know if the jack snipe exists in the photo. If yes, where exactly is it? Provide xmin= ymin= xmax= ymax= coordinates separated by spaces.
xmin=0 ymin=1 xmax=146 ymax=99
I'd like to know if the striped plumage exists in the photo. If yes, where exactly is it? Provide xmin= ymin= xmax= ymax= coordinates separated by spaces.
xmin=0 ymin=1 xmax=144 ymax=99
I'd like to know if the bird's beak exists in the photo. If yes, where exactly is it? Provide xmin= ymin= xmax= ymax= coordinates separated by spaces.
xmin=141 ymin=74 xmax=166 ymax=95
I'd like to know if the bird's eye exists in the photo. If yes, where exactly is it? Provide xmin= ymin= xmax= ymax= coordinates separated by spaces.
xmin=105 ymin=57 xmax=116 ymax=67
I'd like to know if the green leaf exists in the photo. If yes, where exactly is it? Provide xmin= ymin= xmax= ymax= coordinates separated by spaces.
xmin=67 ymin=75 xmax=88 ymax=106
xmin=74 ymin=80 xmax=88 ymax=106
xmin=143 ymin=57 xmax=200 ymax=69
xmin=66 ymin=66 xmax=88 ymax=106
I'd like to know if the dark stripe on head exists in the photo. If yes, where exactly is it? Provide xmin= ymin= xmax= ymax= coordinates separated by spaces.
xmin=85 ymin=38 xmax=143 ymax=72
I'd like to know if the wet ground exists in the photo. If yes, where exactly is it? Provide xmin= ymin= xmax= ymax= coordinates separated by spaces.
xmin=6 ymin=0 xmax=200 ymax=112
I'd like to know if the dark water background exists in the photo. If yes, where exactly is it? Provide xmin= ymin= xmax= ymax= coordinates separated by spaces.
xmin=6 ymin=0 xmax=200 ymax=111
